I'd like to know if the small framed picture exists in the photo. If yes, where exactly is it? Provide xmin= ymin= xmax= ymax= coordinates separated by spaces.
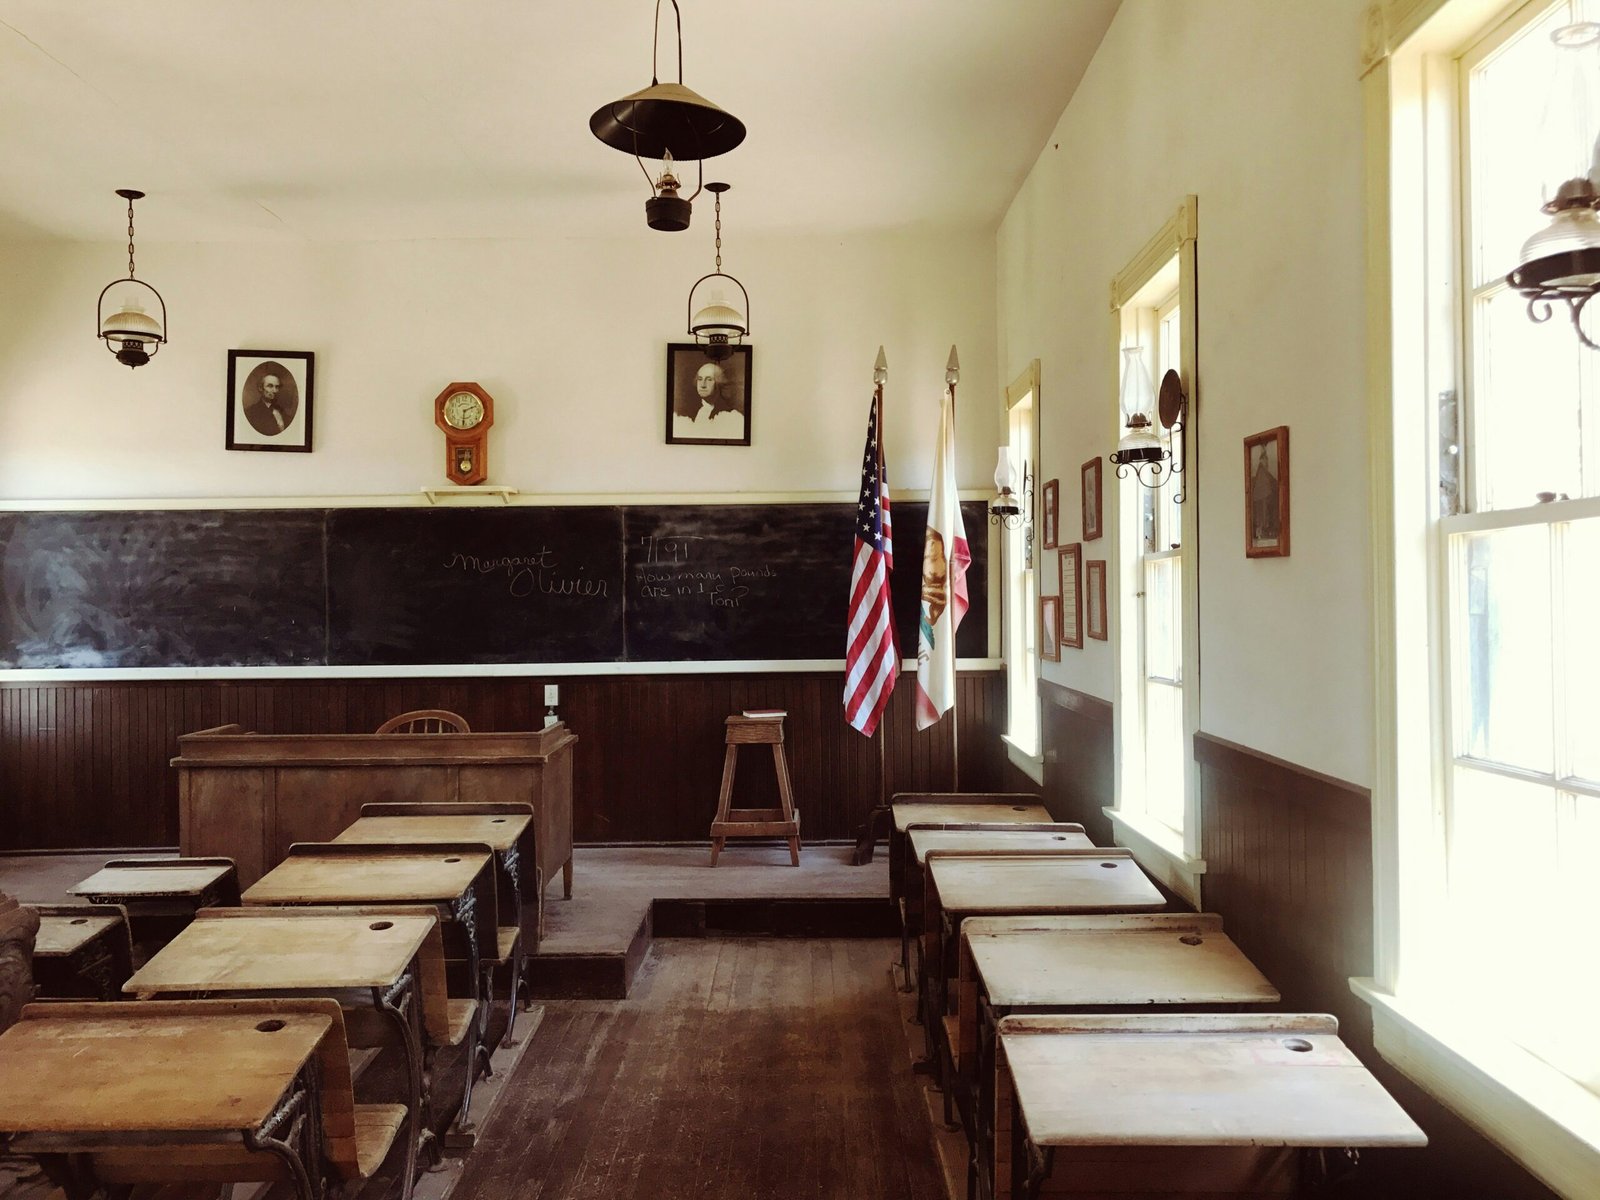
xmin=227 ymin=350 xmax=314 ymax=452
xmin=666 ymin=343 xmax=752 ymax=446
xmin=1081 ymin=457 xmax=1103 ymax=541
xmin=1059 ymin=542 xmax=1083 ymax=649
xmin=1039 ymin=594 xmax=1061 ymax=661
xmin=1041 ymin=479 xmax=1060 ymax=549
xmin=1085 ymin=560 xmax=1108 ymax=640
xmin=1244 ymin=426 xmax=1291 ymax=557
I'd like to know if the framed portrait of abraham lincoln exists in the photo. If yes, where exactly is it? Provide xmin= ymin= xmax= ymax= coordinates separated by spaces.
xmin=666 ymin=343 xmax=752 ymax=446
xmin=226 ymin=349 xmax=315 ymax=453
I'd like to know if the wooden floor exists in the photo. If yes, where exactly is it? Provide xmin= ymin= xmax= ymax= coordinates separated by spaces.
xmin=453 ymin=937 xmax=944 ymax=1200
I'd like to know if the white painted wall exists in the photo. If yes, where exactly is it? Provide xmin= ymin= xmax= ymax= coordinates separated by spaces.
xmin=996 ymin=0 xmax=1371 ymax=785
xmin=0 ymin=227 xmax=997 ymax=500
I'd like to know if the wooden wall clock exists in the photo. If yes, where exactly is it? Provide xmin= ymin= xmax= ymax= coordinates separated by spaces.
xmin=433 ymin=381 xmax=494 ymax=485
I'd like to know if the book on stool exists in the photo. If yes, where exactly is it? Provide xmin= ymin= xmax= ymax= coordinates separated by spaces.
xmin=709 ymin=714 xmax=802 ymax=866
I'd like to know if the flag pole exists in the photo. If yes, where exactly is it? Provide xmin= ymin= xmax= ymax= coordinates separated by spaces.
xmin=944 ymin=345 xmax=961 ymax=790
xmin=851 ymin=346 xmax=893 ymax=866
xmin=874 ymin=346 xmax=889 ymax=812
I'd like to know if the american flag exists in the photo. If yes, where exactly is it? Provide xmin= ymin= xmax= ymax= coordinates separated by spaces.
xmin=844 ymin=395 xmax=897 ymax=736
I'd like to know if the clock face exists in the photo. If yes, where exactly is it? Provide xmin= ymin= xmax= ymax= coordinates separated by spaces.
xmin=442 ymin=391 xmax=485 ymax=430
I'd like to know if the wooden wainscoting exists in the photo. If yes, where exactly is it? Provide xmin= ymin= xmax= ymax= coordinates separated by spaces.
xmin=0 ymin=670 xmax=1005 ymax=850
xmin=1038 ymin=679 xmax=1115 ymax=845
xmin=1194 ymin=732 xmax=1372 ymax=1027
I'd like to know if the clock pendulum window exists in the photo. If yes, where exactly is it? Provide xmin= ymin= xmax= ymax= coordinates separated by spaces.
xmin=432 ymin=382 xmax=495 ymax=486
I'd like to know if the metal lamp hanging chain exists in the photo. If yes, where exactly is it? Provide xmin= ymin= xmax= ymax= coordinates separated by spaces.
xmin=126 ymin=195 xmax=138 ymax=280
xmin=714 ymin=192 xmax=722 ymax=271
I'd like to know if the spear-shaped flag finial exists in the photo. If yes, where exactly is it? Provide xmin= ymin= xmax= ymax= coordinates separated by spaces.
xmin=945 ymin=345 xmax=960 ymax=386
xmin=874 ymin=345 xmax=888 ymax=385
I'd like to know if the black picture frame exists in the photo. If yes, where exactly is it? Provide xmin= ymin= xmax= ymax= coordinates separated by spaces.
xmin=226 ymin=349 xmax=315 ymax=453
xmin=665 ymin=343 xmax=752 ymax=446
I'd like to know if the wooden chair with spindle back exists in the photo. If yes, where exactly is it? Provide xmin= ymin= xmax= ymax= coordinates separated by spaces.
xmin=375 ymin=710 xmax=471 ymax=735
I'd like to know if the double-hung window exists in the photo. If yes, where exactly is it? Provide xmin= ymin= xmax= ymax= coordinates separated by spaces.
xmin=1365 ymin=1 xmax=1600 ymax=1190
xmin=1002 ymin=361 xmax=1042 ymax=775
xmin=1107 ymin=199 xmax=1203 ymax=904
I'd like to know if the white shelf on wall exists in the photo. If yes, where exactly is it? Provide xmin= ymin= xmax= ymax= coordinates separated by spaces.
xmin=420 ymin=485 xmax=519 ymax=505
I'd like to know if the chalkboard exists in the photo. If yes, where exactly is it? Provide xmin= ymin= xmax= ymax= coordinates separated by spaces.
xmin=0 ymin=502 xmax=988 ymax=668
xmin=0 ymin=510 xmax=326 ymax=668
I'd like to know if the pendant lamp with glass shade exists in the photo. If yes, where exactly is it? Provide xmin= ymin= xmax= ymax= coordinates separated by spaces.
xmin=589 ymin=0 xmax=746 ymax=232
xmin=96 ymin=189 xmax=167 ymax=369
xmin=1506 ymin=7 xmax=1600 ymax=347
xmin=686 ymin=182 xmax=748 ymax=359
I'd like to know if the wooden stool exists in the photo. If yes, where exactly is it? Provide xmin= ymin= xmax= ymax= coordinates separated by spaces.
xmin=709 ymin=715 xmax=802 ymax=866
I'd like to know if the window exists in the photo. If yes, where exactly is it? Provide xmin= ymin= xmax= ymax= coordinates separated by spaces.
xmin=1107 ymin=199 xmax=1203 ymax=905
xmin=1364 ymin=1 xmax=1600 ymax=1191
xmin=1002 ymin=361 xmax=1041 ymax=772
xmin=1438 ymin=0 xmax=1600 ymax=1093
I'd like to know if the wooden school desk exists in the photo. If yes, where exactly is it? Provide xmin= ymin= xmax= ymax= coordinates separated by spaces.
xmin=997 ymin=1013 xmax=1427 ymax=1199
xmin=69 ymin=857 xmax=240 ymax=955
xmin=896 ymin=823 xmax=1092 ymax=985
xmin=334 ymin=802 xmax=534 ymax=1042
xmin=123 ymin=908 xmax=445 ymax=1200
xmin=959 ymin=914 xmax=1279 ymax=1200
xmin=29 ymin=905 xmax=133 ymax=1001
xmin=0 ymin=998 xmax=403 ymax=1200
xmin=920 ymin=849 xmax=1165 ymax=1123
xmin=241 ymin=843 xmax=495 ymax=1140
xmin=889 ymin=794 xmax=1050 ymax=906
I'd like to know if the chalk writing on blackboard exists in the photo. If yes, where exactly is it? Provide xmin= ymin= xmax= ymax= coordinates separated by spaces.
xmin=442 ymin=549 xmax=610 ymax=599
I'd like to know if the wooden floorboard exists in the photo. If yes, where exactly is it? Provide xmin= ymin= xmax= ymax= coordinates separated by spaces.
xmin=452 ymin=937 xmax=944 ymax=1200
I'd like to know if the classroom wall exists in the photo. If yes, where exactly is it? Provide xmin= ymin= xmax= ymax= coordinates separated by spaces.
xmin=0 ymin=226 xmax=997 ymax=501
xmin=1009 ymin=6 xmax=1555 ymax=1195
xmin=997 ymin=0 xmax=1372 ymax=786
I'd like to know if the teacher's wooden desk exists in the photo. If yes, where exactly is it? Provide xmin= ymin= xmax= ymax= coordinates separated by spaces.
xmin=959 ymin=914 xmax=1279 ymax=1200
xmin=997 ymin=1013 xmax=1426 ymax=1199
xmin=123 ymin=908 xmax=445 ymax=1200
xmin=173 ymin=721 xmax=575 ymax=900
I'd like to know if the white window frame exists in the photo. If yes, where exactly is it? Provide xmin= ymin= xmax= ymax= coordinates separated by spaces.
xmin=1002 ymin=360 xmax=1043 ymax=782
xmin=1104 ymin=198 xmax=1205 ymax=906
xmin=1359 ymin=1 xmax=1600 ymax=1193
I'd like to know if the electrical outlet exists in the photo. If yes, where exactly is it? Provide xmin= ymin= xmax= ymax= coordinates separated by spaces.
xmin=544 ymin=684 xmax=559 ymax=706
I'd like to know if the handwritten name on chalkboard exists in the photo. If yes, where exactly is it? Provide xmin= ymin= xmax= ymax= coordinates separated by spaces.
xmin=0 ymin=501 xmax=987 ymax=668
xmin=442 ymin=549 xmax=612 ymax=599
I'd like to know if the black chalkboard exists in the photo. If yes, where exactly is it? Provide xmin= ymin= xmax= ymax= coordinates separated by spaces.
xmin=328 ymin=507 xmax=626 ymax=665
xmin=0 ymin=502 xmax=988 ymax=668
xmin=0 ymin=510 xmax=326 ymax=668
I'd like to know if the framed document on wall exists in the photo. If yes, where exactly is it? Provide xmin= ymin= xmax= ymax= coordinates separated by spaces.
xmin=1059 ymin=542 xmax=1083 ymax=650
xmin=1085 ymin=559 xmax=1108 ymax=640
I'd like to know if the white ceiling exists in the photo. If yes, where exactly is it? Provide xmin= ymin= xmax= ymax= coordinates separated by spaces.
xmin=0 ymin=0 xmax=1118 ymax=244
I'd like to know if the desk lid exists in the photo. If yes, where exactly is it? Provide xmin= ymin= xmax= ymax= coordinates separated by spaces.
xmin=963 ymin=914 xmax=1278 ymax=1007
xmin=126 ymin=911 xmax=436 ymax=994
xmin=927 ymin=849 xmax=1164 ymax=915
xmin=0 ymin=1000 xmax=332 ymax=1135
xmin=998 ymin=1013 xmax=1427 ymax=1148
xmin=910 ymin=827 xmax=1095 ymax=864
xmin=242 ymin=847 xmax=489 ymax=905
xmin=893 ymin=801 xmax=1050 ymax=832
xmin=70 ymin=863 xmax=229 ymax=900
xmin=334 ymin=812 xmax=530 ymax=852
xmin=31 ymin=909 xmax=124 ymax=956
